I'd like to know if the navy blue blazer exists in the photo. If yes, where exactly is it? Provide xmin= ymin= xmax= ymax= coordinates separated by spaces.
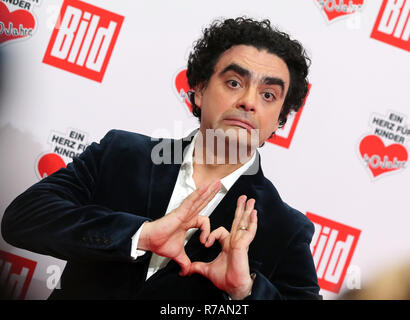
xmin=1 ymin=129 xmax=321 ymax=300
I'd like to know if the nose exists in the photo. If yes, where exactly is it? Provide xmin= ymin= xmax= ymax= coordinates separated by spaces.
xmin=236 ymin=87 xmax=257 ymax=113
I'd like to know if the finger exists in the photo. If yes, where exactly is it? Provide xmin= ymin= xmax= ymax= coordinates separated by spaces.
xmin=247 ymin=209 xmax=258 ymax=239
xmin=175 ymin=252 xmax=192 ymax=276
xmin=238 ymin=198 xmax=255 ymax=230
xmin=196 ymin=215 xmax=210 ymax=244
xmin=234 ymin=208 xmax=258 ymax=247
xmin=190 ymin=180 xmax=221 ymax=215
xmin=230 ymin=195 xmax=247 ymax=233
xmin=189 ymin=182 xmax=211 ymax=207
xmin=205 ymin=226 xmax=230 ymax=248
xmin=176 ymin=183 xmax=210 ymax=219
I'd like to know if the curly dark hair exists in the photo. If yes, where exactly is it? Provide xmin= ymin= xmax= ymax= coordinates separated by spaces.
xmin=186 ymin=17 xmax=310 ymax=130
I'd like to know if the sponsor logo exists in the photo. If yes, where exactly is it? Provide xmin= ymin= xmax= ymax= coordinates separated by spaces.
xmin=307 ymin=212 xmax=361 ymax=293
xmin=0 ymin=250 xmax=37 ymax=300
xmin=173 ymin=69 xmax=308 ymax=149
xmin=315 ymin=0 xmax=364 ymax=23
xmin=371 ymin=0 xmax=410 ymax=52
xmin=174 ymin=68 xmax=193 ymax=114
xmin=36 ymin=128 xmax=89 ymax=179
xmin=358 ymin=111 xmax=409 ymax=179
xmin=36 ymin=153 xmax=67 ymax=179
xmin=0 ymin=0 xmax=41 ymax=45
xmin=42 ymin=0 xmax=124 ymax=82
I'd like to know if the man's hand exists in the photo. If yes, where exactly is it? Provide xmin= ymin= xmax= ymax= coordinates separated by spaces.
xmin=138 ymin=180 xmax=221 ymax=276
xmin=187 ymin=195 xmax=258 ymax=300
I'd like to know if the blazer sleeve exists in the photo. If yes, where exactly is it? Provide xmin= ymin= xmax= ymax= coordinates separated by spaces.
xmin=246 ymin=218 xmax=322 ymax=300
xmin=1 ymin=130 xmax=151 ymax=263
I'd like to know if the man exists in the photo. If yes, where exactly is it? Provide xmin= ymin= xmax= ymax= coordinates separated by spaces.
xmin=1 ymin=17 xmax=321 ymax=300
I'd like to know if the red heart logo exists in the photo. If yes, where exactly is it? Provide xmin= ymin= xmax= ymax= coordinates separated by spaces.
xmin=0 ymin=2 xmax=35 ymax=44
xmin=174 ymin=69 xmax=193 ymax=113
xmin=317 ymin=0 xmax=364 ymax=22
xmin=359 ymin=135 xmax=408 ymax=178
xmin=37 ymin=153 xmax=66 ymax=179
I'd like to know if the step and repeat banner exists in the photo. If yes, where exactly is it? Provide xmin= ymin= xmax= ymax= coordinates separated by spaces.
xmin=0 ymin=0 xmax=409 ymax=300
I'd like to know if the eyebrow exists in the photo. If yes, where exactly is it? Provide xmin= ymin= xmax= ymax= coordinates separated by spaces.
xmin=219 ymin=63 xmax=285 ymax=97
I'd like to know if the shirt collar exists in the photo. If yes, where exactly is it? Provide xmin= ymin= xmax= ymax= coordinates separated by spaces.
xmin=181 ymin=131 xmax=257 ymax=192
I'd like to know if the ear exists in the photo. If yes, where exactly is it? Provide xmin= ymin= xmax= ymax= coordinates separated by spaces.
xmin=193 ymin=84 xmax=204 ymax=108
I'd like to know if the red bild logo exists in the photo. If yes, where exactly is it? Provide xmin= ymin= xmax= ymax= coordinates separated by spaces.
xmin=267 ymin=84 xmax=311 ymax=149
xmin=371 ymin=0 xmax=410 ymax=52
xmin=306 ymin=212 xmax=361 ymax=293
xmin=42 ymin=0 xmax=124 ymax=82
xmin=0 ymin=250 xmax=37 ymax=300
xmin=266 ymin=105 xmax=305 ymax=149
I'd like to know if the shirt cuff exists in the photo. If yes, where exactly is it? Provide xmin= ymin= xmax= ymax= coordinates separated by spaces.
xmin=130 ymin=222 xmax=148 ymax=259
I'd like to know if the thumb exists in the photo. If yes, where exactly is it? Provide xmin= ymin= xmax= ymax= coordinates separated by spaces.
xmin=188 ymin=261 xmax=209 ymax=277
xmin=175 ymin=252 xmax=191 ymax=276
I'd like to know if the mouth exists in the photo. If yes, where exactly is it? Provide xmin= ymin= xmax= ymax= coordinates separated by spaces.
xmin=223 ymin=117 xmax=257 ymax=132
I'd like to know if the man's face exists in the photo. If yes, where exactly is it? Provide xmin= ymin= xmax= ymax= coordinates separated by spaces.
xmin=194 ymin=44 xmax=290 ymax=148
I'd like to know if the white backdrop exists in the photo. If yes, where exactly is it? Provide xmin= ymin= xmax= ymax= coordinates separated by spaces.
xmin=0 ymin=0 xmax=409 ymax=300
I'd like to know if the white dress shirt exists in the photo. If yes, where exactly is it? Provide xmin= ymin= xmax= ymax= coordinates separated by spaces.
xmin=130 ymin=131 xmax=256 ymax=280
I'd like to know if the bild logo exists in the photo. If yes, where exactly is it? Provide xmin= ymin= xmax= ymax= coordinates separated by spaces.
xmin=0 ymin=250 xmax=37 ymax=300
xmin=371 ymin=0 xmax=410 ymax=52
xmin=266 ymin=84 xmax=310 ymax=149
xmin=173 ymin=69 xmax=308 ymax=149
xmin=307 ymin=212 xmax=361 ymax=294
xmin=42 ymin=0 xmax=124 ymax=82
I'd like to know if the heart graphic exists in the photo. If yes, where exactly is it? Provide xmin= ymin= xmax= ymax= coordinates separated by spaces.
xmin=359 ymin=135 xmax=408 ymax=178
xmin=174 ymin=69 xmax=193 ymax=113
xmin=316 ymin=0 xmax=364 ymax=22
xmin=0 ymin=2 xmax=35 ymax=44
xmin=37 ymin=153 xmax=66 ymax=179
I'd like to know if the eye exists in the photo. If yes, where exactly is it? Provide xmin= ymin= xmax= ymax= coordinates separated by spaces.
xmin=226 ymin=80 xmax=241 ymax=88
xmin=263 ymin=92 xmax=275 ymax=101
xmin=262 ymin=92 xmax=276 ymax=102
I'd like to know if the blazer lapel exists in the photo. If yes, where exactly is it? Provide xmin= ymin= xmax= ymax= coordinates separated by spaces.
xmin=210 ymin=152 xmax=264 ymax=231
xmin=146 ymin=129 xmax=198 ymax=221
